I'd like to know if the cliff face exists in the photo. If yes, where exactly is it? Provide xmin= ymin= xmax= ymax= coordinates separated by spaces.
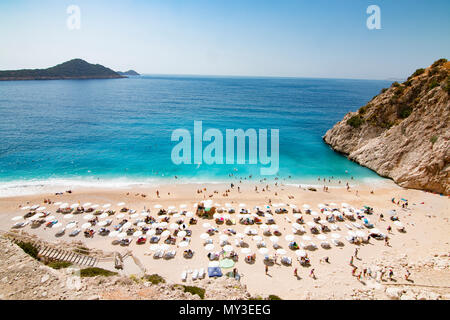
xmin=324 ymin=59 xmax=449 ymax=195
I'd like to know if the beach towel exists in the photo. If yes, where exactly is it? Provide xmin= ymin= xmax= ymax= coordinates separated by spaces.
xmin=208 ymin=267 xmax=223 ymax=278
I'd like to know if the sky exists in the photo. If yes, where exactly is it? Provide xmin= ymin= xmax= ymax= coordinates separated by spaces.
xmin=0 ymin=0 xmax=449 ymax=79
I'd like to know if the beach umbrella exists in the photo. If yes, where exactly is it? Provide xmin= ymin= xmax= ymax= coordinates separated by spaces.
xmin=223 ymin=245 xmax=233 ymax=252
xmin=99 ymin=213 xmax=108 ymax=219
xmin=241 ymin=248 xmax=251 ymax=254
xmin=394 ymin=221 xmax=404 ymax=228
xmin=179 ymin=204 xmax=187 ymax=209
xmin=296 ymin=250 xmax=307 ymax=257
xmin=302 ymin=235 xmax=312 ymax=241
xmin=371 ymin=228 xmax=380 ymax=234
xmin=289 ymin=204 xmax=297 ymax=209
xmin=169 ymin=223 xmax=178 ymax=230
xmin=98 ymin=221 xmax=107 ymax=227
xmin=253 ymin=235 xmax=263 ymax=242
xmin=82 ymin=202 xmax=91 ymax=207
xmin=259 ymin=224 xmax=269 ymax=230
xmin=292 ymin=223 xmax=301 ymax=230
xmin=258 ymin=248 xmax=269 ymax=255
xmin=205 ymin=244 xmax=214 ymax=251
xmin=140 ymin=211 xmax=148 ymax=217
xmin=302 ymin=204 xmax=311 ymax=210
xmin=285 ymin=234 xmax=295 ymax=242
xmin=70 ymin=204 xmax=78 ymax=209
xmin=347 ymin=231 xmax=356 ymax=237
xmin=239 ymin=203 xmax=246 ymax=208
xmin=331 ymin=233 xmax=341 ymax=239
xmin=102 ymin=204 xmax=111 ymax=209
xmin=37 ymin=206 xmax=46 ymax=211
xmin=186 ymin=211 xmax=194 ymax=218
xmin=137 ymin=222 xmax=146 ymax=227
xmin=318 ymin=204 xmax=326 ymax=209
xmin=307 ymin=222 xmax=316 ymax=227
xmin=209 ymin=261 xmax=220 ymax=268
xmin=342 ymin=203 xmax=350 ymax=208
xmin=293 ymin=214 xmax=302 ymax=219
xmin=213 ymin=213 xmax=222 ymax=219
xmin=21 ymin=206 xmax=31 ymax=210
xmin=81 ymin=223 xmax=92 ymax=229
xmin=109 ymin=230 xmax=119 ymax=237
xmin=149 ymin=244 xmax=159 ymax=251
xmin=59 ymin=203 xmax=69 ymax=209
xmin=317 ymin=235 xmax=327 ymax=241
xmin=161 ymin=230 xmax=171 ymax=237
xmin=123 ymin=222 xmax=132 ymax=228
xmin=117 ymin=213 xmax=125 ymax=219
xmin=91 ymin=204 xmax=99 ymax=209
xmin=178 ymin=241 xmax=189 ymax=247
xmin=133 ymin=231 xmax=143 ymax=237
xmin=270 ymin=225 xmax=279 ymax=231
xmin=154 ymin=204 xmax=162 ymax=209
xmin=130 ymin=213 xmax=139 ymax=218
xmin=168 ymin=206 xmax=176 ymax=210
xmin=53 ymin=223 xmax=63 ymax=228
xmin=63 ymin=214 xmax=74 ymax=219
xmin=276 ymin=249 xmax=286 ymax=255
xmin=45 ymin=216 xmax=56 ymax=222
xmin=269 ymin=236 xmax=279 ymax=243
xmin=146 ymin=229 xmax=156 ymax=236
xmin=311 ymin=211 xmax=319 ymax=217
xmin=202 ymin=223 xmax=211 ymax=228
xmin=117 ymin=202 xmax=125 ymax=206
xmin=225 ymin=203 xmax=232 ymax=208
xmin=219 ymin=234 xmax=229 ymax=241
xmin=235 ymin=233 xmax=245 ymax=239
xmin=177 ymin=230 xmax=187 ymax=238
xmin=356 ymin=231 xmax=366 ymax=238
xmin=11 ymin=216 xmax=23 ymax=221
xmin=159 ymin=222 xmax=168 ymax=227
xmin=66 ymin=222 xmax=77 ymax=229
xmin=117 ymin=232 xmax=127 ymax=238
xmin=265 ymin=213 xmax=273 ymax=219
xmin=200 ymin=233 xmax=210 ymax=240
xmin=83 ymin=214 xmax=94 ymax=220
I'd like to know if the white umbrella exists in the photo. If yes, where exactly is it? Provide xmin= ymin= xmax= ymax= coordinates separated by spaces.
xmin=141 ymin=211 xmax=148 ymax=217
xmin=292 ymin=223 xmax=301 ymax=230
xmin=331 ymin=233 xmax=341 ymax=239
xmin=186 ymin=212 xmax=194 ymax=218
xmin=356 ymin=231 xmax=367 ymax=238
xmin=168 ymin=206 xmax=176 ymax=210
xmin=202 ymin=223 xmax=211 ymax=228
xmin=99 ymin=213 xmax=108 ymax=219
xmin=348 ymin=231 xmax=356 ymax=237
xmin=270 ymin=225 xmax=279 ymax=231
xmin=169 ymin=223 xmax=179 ymax=230
xmin=21 ymin=206 xmax=31 ymax=210
xmin=63 ymin=214 xmax=74 ymax=219
xmin=11 ymin=216 xmax=23 ymax=221
xmin=123 ymin=222 xmax=132 ymax=228
xmin=59 ymin=204 xmax=69 ymax=209
xmin=276 ymin=249 xmax=286 ymax=255
xmin=269 ymin=236 xmax=279 ymax=243
xmin=117 ymin=202 xmax=125 ymax=206
xmin=219 ymin=234 xmax=229 ymax=241
xmin=45 ymin=216 xmax=56 ymax=222
xmin=293 ymin=214 xmax=302 ymax=219
xmin=81 ymin=223 xmax=92 ymax=229
xmin=317 ymin=234 xmax=327 ymax=241
xmin=178 ymin=241 xmax=189 ymax=247
xmin=83 ymin=214 xmax=94 ymax=220
xmin=154 ymin=204 xmax=162 ymax=209
xmin=209 ymin=261 xmax=220 ymax=267
xmin=117 ymin=213 xmax=125 ymax=218
xmin=259 ymin=224 xmax=269 ymax=230
xmin=285 ymin=235 xmax=295 ymax=241
xmin=213 ymin=213 xmax=222 ymax=219
xmin=239 ymin=203 xmax=246 ymax=207
xmin=53 ymin=223 xmax=63 ymax=228
xmin=177 ymin=231 xmax=187 ymax=238
xmin=146 ymin=229 xmax=156 ymax=236
xmin=70 ymin=204 xmax=78 ymax=209
xmin=130 ymin=213 xmax=139 ymax=218
xmin=394 ymin=221 xmax=404 ymax=228
xmin=66 ymin=222 xmax=77 ymax=229
xmin=318 ymin=204 xmax=326 ymax=209
xmin=223 ymin=245 xmax=233 ymax=252
xmin=307 ymin=222 xmax=316 ymax=227
xmin=159 ymin=222 xmax=168 ymax=227
xmin=302 ymin=235 xmax=311 ymax=241
xmin=235 ymin=233 xmax=245 ymax=239
xmin=149 ymin=244 xmax=159 ymax=251
xmin=241 ymin=248 xmax=251 ymax=254
xmin=137 ymin=222 xmax=146 ymax=227
xmin=371 ymin=228 xmax=380 ymax=234
xmin=109 ymin=230 xmax=119 ymax=237
xmin=98 ymin=221 xmax=107 ymax=227
xmin=342 ymin=203 xmax=350 ymax=208
xmin=225 ymin=203 xmax=232 ymax=208
xmin=296 ymin=250 xmax=307 ymax=257
xmin=205 ymin=244 xmax=214 ymax=251
xmin=258 ymin=248 xmax=269 ymax=255
xmin=117 ymin=232 xmax=127 ymax=238
xmin=180 ymin=204 xmax=187 ymax=209
xmin=311 ymin=211 xmax=319 ymax=217
xmin=200 ymin=233 xmax=210 ymax=240
xmin=161 ymin=230 xmax=171 ymax=237
xmin=103 ymin=204 xmax=111 ymax=209
xmin=133 ymin=231 xmax=143 ymax=237
xmin=253 ymin=235 xmax=263 ymax=242
xmin=302 ymin=204 xmax=311 ymax=210
xmin=83 ymin=202 xmax=92 ymax=207
xmin=91 ymin=204 xmax=99 ymax=209
xmin=289 ymin=204 xmax=297 ymax=209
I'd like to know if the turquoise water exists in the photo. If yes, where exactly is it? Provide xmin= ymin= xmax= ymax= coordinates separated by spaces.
xmin=0 ymin=75 xmax=390 ymax=191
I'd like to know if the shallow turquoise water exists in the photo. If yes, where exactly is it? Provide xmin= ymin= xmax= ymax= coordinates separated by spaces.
xmin=0 ymin=75 xmax=390 ymax=190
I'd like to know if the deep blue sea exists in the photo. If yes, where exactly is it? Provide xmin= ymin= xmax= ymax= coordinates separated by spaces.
xmin=0 ymin=75 xmax=391 ymax=194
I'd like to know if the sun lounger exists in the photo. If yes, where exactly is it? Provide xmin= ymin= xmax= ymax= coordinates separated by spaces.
xmin=281 ymin=256 xmax=292 ymax=265
xmin=181 ymin=271 xmax=187 ymax=281
xmin=345 ymin=224 xmax=352 ymax=230
xmin=352 ymin=222 xmax=363 ymax=229
xmin=198 ymin=268 xmax=205 ymax=279
xmin=192 ymin=269 xmax=199 ymax=280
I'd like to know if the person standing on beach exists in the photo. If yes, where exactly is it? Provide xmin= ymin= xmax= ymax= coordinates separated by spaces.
xmin=389 ymin=269 xmax=394 ymax=280
xmin=405 ymin=269 xmax=411 ymax=281
xmin=310 ymin=269 xmax=316 ymax=279
xmin=294 ymin=268 xmax=298 ymax=278
xmin=265 ymin=265 xmax=269 ymax=275
xmin=354 ymin=248 xmax=359 ymax=259
xmin=350 ymin=256 xmax=354 ymax=266
xmin=385 ymin=236 xmax=390 ymax=246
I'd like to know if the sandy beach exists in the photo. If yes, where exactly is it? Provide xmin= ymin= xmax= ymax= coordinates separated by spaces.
xmin=0 ymin=179 xmax=449 ymax=299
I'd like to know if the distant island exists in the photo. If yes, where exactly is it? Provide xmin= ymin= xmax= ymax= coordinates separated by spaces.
xmin=0 ymin=59 xmax=128 ymax=81
xmin=117 ymin=70 xmax=140 ymax=76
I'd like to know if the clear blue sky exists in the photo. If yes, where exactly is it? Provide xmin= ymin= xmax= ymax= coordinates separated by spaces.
xmin=0 ymin=0 xmax=449 ymax=79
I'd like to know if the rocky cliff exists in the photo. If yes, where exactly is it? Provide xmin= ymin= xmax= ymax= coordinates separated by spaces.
xmin=324 ymin=59 xmax=449 ymax=195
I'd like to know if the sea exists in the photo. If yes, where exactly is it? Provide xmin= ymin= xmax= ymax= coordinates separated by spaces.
xmin=0 ymin=75 xmax=392 ymax=196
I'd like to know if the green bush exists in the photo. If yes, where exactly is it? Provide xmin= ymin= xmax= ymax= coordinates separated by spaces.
xmin=80 ymin=267 xmax=118 ymax=277
xmin=430 ymin=136 xmax=438 ymax=144
xmin=380 ymin=88 xmax=388 ymax=94
xmin=16 ymin=241 xmax=39 ymax=260
xmin=431 ymin=58 xmax=447 ymax=68
xmin=397 ymin=105 xmax=413 ymax=119
xmin=410 ymin=68 xmax=425 ymax=78
xmin=358 ymin=106 xmax=367 ymax=114
xmin=182 ymin=285 xmax=206 ymax=299
xmin=392 ymin=82 xmax=400 ymax=88
xmin=47 ymin=261 xmax=72 ymax=269
xmin=347 ymin=115 xmax=364 ymax=128
xmin=144 ymin=274 xmax=166 ymax=285
xmin=429 ymin=79 xmax=439 ymax=90
xmin=268 ymin=294 xmax=282 ymax=300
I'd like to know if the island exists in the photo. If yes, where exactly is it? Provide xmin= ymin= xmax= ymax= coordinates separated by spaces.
xmin=117 ymin=70 xmax=140 ymax=76
xmin=0 ymin=59 xmax=126 ymax=81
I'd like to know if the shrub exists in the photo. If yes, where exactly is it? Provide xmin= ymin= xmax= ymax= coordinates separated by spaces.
xmin=182 ymin=285 xmax=205 ymax=299
xmin=144 ymin=274 xmax=166 ymax=285
xmin=47 ymin=261 xmax=72 ymax=269
xmin=80 ymin=267 xmax=118 ymax=277
xmin=429 ymin=79 xmax=439 ymax=90
xmin=431 ymin=58 xmax=447 ymax=68
xmin=358 ymin=106 xmax=367 ymax=114
xmin=445 ymin=77 xmax=450 ymax=94
xmin=397 ymin=105 xmax=413 ymax=119
xmin=380 ymin=88 xmax=388 ymax=94
xmin=392 ymin=82 xmax=400 ymax=88
xmin=268 ymin=294 xmax=282 ymax=300
xmin=430 ymin=136 xmax=438 ymax=144
xmin=347 ymin=115 xmax=364 ymax=128
xmin=16 ymin=241 xmax=39 ymax=260
xmin=410 ymin=68 xmax=425 ymax=78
